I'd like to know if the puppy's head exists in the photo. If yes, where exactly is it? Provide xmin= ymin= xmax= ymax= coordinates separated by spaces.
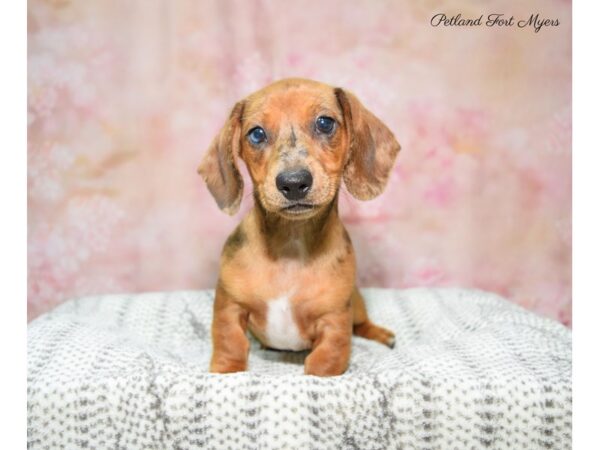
xmin=198 ymin=78 xmax=400 ymax=219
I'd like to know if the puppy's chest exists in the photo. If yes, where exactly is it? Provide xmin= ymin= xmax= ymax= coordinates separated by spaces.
xmin=226 ymin=243 xmax=354 ymax=351
xmin=260 ymin=293 xmax=311 ymax=351
xmin=252 ymin=262 xmax=315 ymax=351
xmin=245 ymin=260 xmax=331 ymax=351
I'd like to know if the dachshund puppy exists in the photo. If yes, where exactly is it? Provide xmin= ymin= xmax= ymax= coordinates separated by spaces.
xmin=199 ymin=78 xmax=400 ymax=376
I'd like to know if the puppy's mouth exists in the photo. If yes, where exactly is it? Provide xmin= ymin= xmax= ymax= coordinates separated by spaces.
xmin=280 ymin=203 xmax=316 ymax=214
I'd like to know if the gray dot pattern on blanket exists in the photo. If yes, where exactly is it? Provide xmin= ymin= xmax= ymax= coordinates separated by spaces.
xmin=27 ymin=288 xmax=572 ymax=449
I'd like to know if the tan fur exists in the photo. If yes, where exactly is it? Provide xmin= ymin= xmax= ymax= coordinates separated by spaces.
xmin=199 ymin=79 xmax=400 ymax=376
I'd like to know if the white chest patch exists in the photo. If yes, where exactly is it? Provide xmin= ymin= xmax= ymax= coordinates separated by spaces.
xmin=265 ymin=295 xmax=311 ymax=351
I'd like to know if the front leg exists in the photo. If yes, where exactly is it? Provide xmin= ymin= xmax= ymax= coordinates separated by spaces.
xmin=304 ymin=311 xmax=352 ymax=377
xmin=209 ymin=284 xmax=250 ymax=373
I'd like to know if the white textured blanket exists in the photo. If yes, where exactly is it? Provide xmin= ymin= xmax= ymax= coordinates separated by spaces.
xmin=27 ymin=288 xmax=571 ymax=449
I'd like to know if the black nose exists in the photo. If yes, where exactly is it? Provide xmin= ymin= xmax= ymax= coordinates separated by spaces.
xmin=276 ymin=169 xmax=313 ymax=200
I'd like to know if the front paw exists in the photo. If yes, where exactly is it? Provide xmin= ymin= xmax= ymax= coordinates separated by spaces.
xmin=209 ymin=357 xmax=247 ymax=374
xmin=304 ymin=351 xmax=349 ymax=377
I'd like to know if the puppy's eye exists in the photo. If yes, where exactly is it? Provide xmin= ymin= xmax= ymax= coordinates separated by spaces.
xmin=247 ymin=127 xmax=267 ymax=145
xmin=315 ymin=116 xmax=336 ymax=134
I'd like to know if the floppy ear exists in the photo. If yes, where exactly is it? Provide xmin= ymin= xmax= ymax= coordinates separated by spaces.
xmin=198 ymin=101 xmax=245 ymax=215
xmin=335 ymin=88 xmax=401 ymax=200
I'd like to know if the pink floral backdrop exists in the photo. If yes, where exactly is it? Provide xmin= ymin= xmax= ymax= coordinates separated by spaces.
xmin=27 ymin=0 xmax=572 ymax=325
